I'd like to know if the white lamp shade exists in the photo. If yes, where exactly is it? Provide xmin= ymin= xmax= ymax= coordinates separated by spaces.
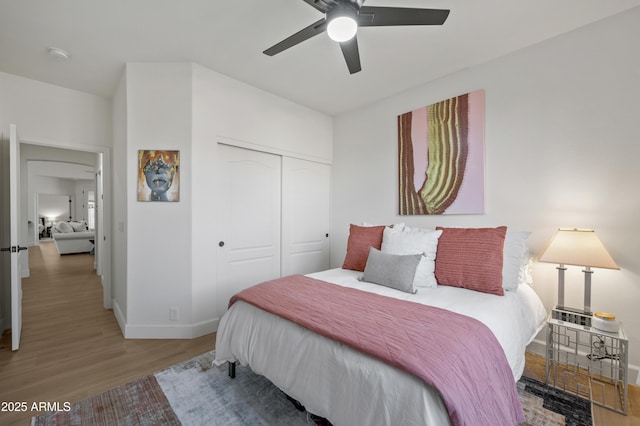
xmin=327 ymin=16 xmax=357 ymax=42
xmin=539 ymin=228 xmax=619 ymax=270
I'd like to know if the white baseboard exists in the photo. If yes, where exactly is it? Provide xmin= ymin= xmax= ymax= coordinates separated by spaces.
xmin=527 ymin=338 xmax=640 ymax=387
xmin=191 ymin=317 xmax=219 ymax=337
xmin=112 ymin=299 xmax=126 ymax=337
xmin=101 ymin=276 xmax=111 ymax=309
xmin=111 ymin=299 xmax=217 ymax=340
xmin=527 ymin=338 xmax=546 ymax=357
xmin=123 ymin=317 xmax=219 ymax=339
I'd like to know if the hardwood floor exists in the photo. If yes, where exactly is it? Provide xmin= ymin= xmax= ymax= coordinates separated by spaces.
xmin=524 ymin=349 xmax=640 ymax=425
xmin=1 ymin=241 xmax=638 ymax=425
xmin=0 ymin=241 xmax=215 ymax=426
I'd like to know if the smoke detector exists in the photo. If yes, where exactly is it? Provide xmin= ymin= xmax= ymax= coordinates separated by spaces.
xmin=47 ymin=47 xmax=70 ymax=61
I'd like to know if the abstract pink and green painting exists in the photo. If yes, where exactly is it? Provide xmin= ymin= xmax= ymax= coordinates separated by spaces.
xmin=398 ymin=90 xmax=485 ymax=215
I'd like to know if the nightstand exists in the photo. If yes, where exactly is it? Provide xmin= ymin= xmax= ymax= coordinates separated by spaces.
xmin=546 ymin=310 xmax=628 ymax=414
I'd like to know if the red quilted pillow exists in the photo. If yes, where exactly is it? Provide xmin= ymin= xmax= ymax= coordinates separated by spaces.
xmin=434 ymin=226 xmax=507 ymax=296
xmin=342 ymin=224 xmax=386 ymax=272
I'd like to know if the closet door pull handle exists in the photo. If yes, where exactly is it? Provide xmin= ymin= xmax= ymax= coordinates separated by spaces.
xmin=218 ymin=241 xmax=225 ymax=247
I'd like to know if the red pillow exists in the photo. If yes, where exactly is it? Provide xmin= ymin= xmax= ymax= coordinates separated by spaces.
xmin=342 ymin=224 xmax=386 ymax=272
xmin=434 ymin=226 xmax=507 ymax=296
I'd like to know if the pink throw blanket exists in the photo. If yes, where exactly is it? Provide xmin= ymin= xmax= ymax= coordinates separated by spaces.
xmin=230 ymin=274 xmax=525 ymax=426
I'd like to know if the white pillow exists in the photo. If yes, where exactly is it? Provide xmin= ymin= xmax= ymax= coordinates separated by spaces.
xmin=381 ymin=226 xmax=443 ymax=288
xmin=69 ymin=221 xmax=87 ymax=232
xmin=502 ymin=231 xmax=531 ymax=291
xmin=519 ymin=256 xmax=533 ymax=286
xmin=56 ymin=221 xmax=74 ymax=233
xmin=398 ymin=225 xmax=435 ymax=232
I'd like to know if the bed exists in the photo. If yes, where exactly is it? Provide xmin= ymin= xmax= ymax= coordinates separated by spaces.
xmin=215 ymin=225 xmax=547 ymax=426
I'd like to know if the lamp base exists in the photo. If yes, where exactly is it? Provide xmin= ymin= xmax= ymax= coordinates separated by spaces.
xmin=555 ymin=305 xmax=593 ymax=317
xmin=552 ymin=306 xmax=593 ymax=327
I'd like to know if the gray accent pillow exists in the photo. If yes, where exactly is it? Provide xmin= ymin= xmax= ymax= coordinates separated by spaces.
xmin=361 ymin=247 xmax=422 ymax=294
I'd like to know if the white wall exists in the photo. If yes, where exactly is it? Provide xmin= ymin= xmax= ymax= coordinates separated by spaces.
xmin=332 ymin=9 xmax=640 ymax=378
xmin=38 ymin=192 xmax=71 ymax=220
xmin=116 ymin=62 xmax=333 ymax=338
xmin=194 ymin=65 xmax=333 ymax=163
xmin=0 ymin=72 xmax=112 ymax=147
xmin=123 ymin=63 xmax=193 ymax=337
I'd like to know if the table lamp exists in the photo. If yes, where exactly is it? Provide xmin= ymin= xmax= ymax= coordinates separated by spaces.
xmin=539 ymin=228 xmax=619 ymax=315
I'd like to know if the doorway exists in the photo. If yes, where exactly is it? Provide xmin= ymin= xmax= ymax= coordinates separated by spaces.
xmin=19 ymin=141 xmax=111 ymax=312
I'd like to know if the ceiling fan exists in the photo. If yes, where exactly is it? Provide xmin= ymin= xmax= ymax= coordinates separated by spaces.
xmin=263 ymin=0 xmax=450 ymax=74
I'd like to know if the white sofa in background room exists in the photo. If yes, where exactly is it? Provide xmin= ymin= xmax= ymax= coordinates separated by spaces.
xmin=51 ymin=221 xmax=94 ymax=255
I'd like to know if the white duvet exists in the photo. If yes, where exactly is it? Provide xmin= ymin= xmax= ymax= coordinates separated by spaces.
xmin=215 ymin=268 xmax=547 ymax=426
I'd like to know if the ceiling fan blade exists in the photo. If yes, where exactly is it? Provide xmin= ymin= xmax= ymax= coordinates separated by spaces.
xmin=358 ymin=7 xmax=450 ymax=27
xmin=339 ymin=36 xmax=361 ymax=74
xmin=301 ymin=0 xmax=338 ymax=14
xmin=263 ymin=18 xmax=328 ymax=56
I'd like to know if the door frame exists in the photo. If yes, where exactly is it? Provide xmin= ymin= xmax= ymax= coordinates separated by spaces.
xmin=8 ymin=124 xmax=23 ymax=350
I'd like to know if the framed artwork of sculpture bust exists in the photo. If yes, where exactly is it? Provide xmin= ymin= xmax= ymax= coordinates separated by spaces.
xmin=137 ymin=150 xmax=180 ymax=202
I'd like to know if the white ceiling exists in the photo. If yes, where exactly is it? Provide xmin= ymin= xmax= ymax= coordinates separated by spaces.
xmin=1 ymin=1 xmax=639 ymax=116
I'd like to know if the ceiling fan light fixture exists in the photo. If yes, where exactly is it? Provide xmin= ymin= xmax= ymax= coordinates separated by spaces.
xmin=263 ymin=1 xmax=450 ymax=74
xmin=327 ymin=16 xmax=357 ymax=42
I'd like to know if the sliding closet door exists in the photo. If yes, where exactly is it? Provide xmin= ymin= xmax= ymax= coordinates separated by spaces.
xmin=281 ymin=157 xmax=331 ymax=276
xmin=216 ymin=144 xmax=281 ymax=312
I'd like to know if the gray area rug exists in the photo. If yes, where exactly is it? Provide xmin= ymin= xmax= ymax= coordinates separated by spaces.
xmin=35 ymin=350 xmax=591 ymax=425
xmin=517 ymin=376 xmax=592 ymax=426
xmin=155 ymin=351 xmax=310 ymax=425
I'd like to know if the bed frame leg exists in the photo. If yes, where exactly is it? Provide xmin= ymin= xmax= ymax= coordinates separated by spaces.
xmin=228 ymin=361 xmax=236 ymax=378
